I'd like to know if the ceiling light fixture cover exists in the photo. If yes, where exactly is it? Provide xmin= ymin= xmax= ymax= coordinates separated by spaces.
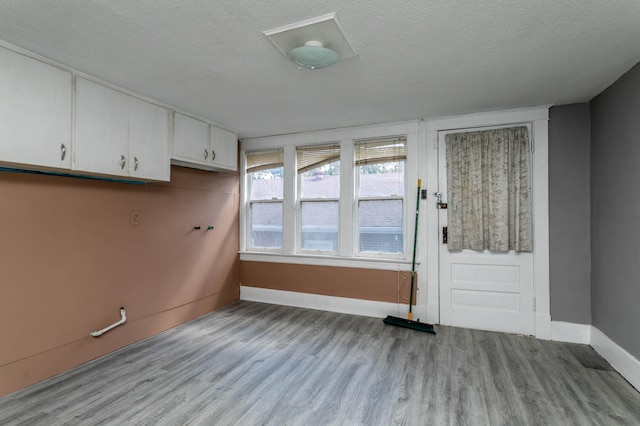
xmin=263 ymin=13 xmax=357 ymax=70
xmin=287 ymin=41 xmax=338 ymax=69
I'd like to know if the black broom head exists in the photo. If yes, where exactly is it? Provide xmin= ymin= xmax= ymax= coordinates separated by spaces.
xmin=383 ymin=315 xmax=436 ymax=334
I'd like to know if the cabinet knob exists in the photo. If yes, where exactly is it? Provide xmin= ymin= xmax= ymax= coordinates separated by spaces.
xmin=120 ymin=155 xmax=126 ymax=170
xmin=204 ymin=149 xmax=209 ymax=160
xmin=60 ymin=143 xmax=66 ymax=161
xmin=211 ymin=150 xmax=216 ymax=162
xmin=134 ymin=157 xmax=139 ymax=171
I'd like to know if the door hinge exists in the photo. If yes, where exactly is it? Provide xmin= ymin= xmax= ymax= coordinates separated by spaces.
xmin=442 ymin=226 xmax=447 ymax=244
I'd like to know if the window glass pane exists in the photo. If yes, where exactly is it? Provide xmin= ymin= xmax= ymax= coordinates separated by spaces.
xmin=359 ymin=199 xmax=403 ymax=253
xmin=250 ymin=167 xmax=283 ymax=200
xmin=356 ymin=137 xmax=405 ymax=198
xmin=297 ymin=144 xmax=340 ymax=199
xmin=300 ymin=201 xmax=339 ymax=251
xmin=250 ymin=202 xmax=282 ymax=248
xmin=300 ymin=161 xmax=340 ymax=198
xmin=358 ymin=162 xmax=404 ymax=197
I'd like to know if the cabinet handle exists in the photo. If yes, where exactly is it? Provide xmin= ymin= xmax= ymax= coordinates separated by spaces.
xmin=134 ymin=157 xmax=139 ymax=171
xmin=204 ymin=149 xmax=209 ymax=160
xmin=60 ymin=143 xmax=66 ymax=161
xmin=211 ymin=150 xmax=216 ymax=162
xmin=120 ymin=155 xmax=126 ymax=170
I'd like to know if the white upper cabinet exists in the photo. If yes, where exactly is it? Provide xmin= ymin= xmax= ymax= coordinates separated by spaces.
xmin=75 ymin=78 xmax=129 ymax=176
xmin=172 ymin=112 xmax=238 ymax=172
xmin=0 ymin=42 xmax=235 ymax=181
xmin=210 ymin=125 xmax=238 ymax=171
xmin=173 ymin=112 xmax=210 ymax=164
xmin=75 ymin=78 xmax=170 ymax=181
xmin=0 ymin=46 xmax=72 ymax=170
xmin=128 ymin=97 xmax=170 ymax=181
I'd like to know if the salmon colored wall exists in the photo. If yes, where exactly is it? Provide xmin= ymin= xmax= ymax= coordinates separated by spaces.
xmin=240 ymin=261 xmax=416 ymax=304
xmin=0 ymin=165 xmax=240 ymax=397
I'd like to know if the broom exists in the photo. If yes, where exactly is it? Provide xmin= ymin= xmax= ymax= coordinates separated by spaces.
xmin=383 ymin=179 xmax=436 ymax=334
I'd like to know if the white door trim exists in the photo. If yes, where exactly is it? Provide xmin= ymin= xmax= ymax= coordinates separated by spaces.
xmin=423 ymin=106 xmax=551 ymax=338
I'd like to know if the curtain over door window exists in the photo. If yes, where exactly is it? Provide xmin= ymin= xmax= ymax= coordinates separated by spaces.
xmin=445 ymin=126 xmax=532 ymax=252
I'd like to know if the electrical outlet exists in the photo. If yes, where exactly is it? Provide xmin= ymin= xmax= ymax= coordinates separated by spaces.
xmin=130 ymin=211 xmax=140 ymax=226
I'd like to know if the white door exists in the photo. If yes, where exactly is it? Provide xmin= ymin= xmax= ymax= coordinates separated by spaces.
xmin=437 ymin=128 xmax=535 ymax=335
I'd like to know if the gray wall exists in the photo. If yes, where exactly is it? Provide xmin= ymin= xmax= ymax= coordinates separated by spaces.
xmin=548 ymin=104 xmax=591 ymax=324
xmin=590 ymin=62 xmax=640 ymax=359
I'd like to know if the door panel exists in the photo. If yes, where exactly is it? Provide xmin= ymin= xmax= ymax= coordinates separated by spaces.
xmin=438 ymin=128 xmax=535 ymax=335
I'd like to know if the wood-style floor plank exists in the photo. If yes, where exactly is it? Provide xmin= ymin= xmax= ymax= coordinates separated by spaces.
xmin=1 ymin=301 xmax=639 ymax=425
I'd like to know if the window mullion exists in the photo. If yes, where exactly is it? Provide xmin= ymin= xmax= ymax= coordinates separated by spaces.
xmin=339 ymin=140 xmax=354 ymax=257
xmin=282 ymin=145 xmax=297 ymax=255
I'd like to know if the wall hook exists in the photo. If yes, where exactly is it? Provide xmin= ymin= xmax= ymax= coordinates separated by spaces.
xmin=194 ymin=226 xmax=201 ymax=230
xmin=207 ymin=226 xmax=214 ymax=230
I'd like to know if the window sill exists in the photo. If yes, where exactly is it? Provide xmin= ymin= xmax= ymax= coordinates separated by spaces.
xmin=239 ymin=251 xmax=417 ymax=271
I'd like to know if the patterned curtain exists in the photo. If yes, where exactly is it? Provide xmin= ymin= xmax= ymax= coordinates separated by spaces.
xmin=445 ymin=126 xmax=533 ymax=252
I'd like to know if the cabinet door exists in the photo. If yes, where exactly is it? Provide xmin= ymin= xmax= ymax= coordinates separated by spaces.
xmin=173 ymin=113 xmax=210 ymax=165
xmin=129 ymin=97 xmax=170 ymax=181
xmin=75 ymin=78 xmax=129 ymax=176
xmin=210 ymin=126 xmax=238 ymax=171
xmin=0 ymin=46 xmax=72 ymax=169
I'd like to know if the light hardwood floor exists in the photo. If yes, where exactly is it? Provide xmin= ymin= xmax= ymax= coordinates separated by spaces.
xmin=1 ymin=301 xmax=639 ymax=425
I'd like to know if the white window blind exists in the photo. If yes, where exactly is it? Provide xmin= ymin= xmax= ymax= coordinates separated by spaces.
xmin=246 ymin=148 xmax=284 ymax=173
xmin=296 ymin=144 xmax=340 ymax=174
xmin=355 ymin=137 xmax=406 ymax=166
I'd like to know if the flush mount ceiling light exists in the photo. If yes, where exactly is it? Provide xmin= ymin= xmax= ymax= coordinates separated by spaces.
xmin=286 ymin=40 xmax=338 ymax=69
xmin=264 ymin=13 xmax=357 ymax=70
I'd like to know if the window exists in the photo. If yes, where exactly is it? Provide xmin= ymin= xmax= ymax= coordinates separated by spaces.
xmin=246 ymin=149 xmax=284 ymax=250
xmin=355 ymin=137 xmax=406 ymax=255
xmin=297 ymin=144 xmax=340 ymax=252
xmin=243 ymin=130 xmax=411 ymax=261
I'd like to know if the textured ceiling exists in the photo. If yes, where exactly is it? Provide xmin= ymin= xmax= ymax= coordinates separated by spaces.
xmin=1 ymin=1 xmax=639 ymax=138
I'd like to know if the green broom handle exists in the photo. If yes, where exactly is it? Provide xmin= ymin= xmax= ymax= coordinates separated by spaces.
xmin=408 ymin=179 xmax=421 ymax=320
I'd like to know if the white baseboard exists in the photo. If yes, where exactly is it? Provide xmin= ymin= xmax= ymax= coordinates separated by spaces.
xmin=591 ymin=326 xmax=640 ymax=391
xmin=551 ymin=321 xmax=591 ymax=344
xmin=536 ymin=313 xmax=552 ymax=340
xmin=240 ymin=286 xmax=435 ymax=321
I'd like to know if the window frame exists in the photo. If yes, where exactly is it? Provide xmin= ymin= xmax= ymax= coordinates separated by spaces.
xmin=240 ymin=121 xmax=420 ymax=270
xmin=296 ymin=143 xmax=341 ymax=255
xmin=354 ymin=138 xmax=407 ymax=258
xmin=245 ymin=149 xmax=285 ymax=252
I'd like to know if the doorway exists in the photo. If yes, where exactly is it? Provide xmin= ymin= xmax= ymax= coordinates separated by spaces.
xmin=423 ymin=108 xmax=551 ymax=338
